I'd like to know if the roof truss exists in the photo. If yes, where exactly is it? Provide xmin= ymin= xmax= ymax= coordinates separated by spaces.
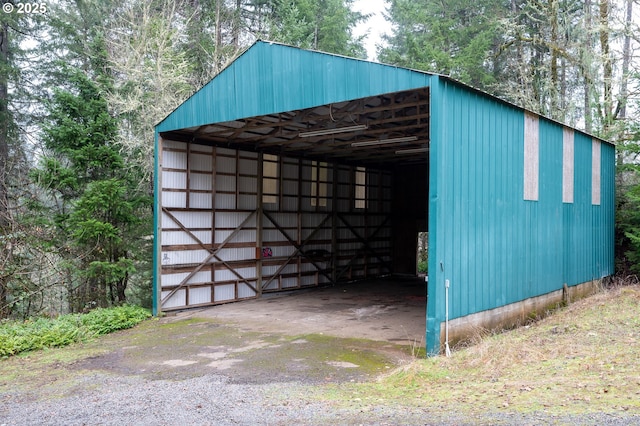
xmin=160 ymin=88 xmax=430 ymax=167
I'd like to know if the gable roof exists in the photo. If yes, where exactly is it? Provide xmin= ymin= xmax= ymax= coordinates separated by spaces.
xmin=156 ymin=41 xmax=436 ymax=133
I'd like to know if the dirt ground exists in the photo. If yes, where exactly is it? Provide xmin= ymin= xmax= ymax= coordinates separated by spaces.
xmin=3 ymin=279 xmax=636 ymax=425
xmin=176 ymin=276 xmax=428 ymax=347
xmin=0 ymin=278 xmax=431 ymax=425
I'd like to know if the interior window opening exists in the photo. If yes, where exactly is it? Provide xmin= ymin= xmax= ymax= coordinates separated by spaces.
xmin=311 ymin=161 xmax=328 ymax=207
xmin=263 ymin=154 xmax=279 ymax=204
xmin=355 ymin=166 xmax=367 ymax=209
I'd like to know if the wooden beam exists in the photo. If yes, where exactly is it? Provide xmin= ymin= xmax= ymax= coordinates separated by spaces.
xmin=334 ymin=213 xmax=392 ymax=281
xmin=260 ymin=211 xmax=334 ymax=289
xmin=160 ymin=210 xmax=258 ymax=306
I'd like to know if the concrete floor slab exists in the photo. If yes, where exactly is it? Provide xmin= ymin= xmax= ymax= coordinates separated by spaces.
xmin=178 ymin=276 xmax=427 ymax=347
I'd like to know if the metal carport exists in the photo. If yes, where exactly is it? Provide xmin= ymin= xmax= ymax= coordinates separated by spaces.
xmin=154 ymin=41 xmax=615 ymax=355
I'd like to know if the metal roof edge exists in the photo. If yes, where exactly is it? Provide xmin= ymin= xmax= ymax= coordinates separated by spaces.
xmin=154 ymin=40 xmax=438 ymax=131
xmin=437 ymin=75 xmax=614 ymax=147
xmin=153 ymin=41 xmax=610 ymax=147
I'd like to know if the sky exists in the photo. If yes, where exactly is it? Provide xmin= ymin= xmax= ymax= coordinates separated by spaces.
xmin=351 ymin=0 xmax=390 ymax=61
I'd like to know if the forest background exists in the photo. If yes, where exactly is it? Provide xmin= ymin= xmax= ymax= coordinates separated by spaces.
xmin=0 ymin=0 xmax=639 ymax=319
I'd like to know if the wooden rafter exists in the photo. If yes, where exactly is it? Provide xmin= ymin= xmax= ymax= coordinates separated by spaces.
xmin=160 ymin=88 xmax=430 ymax=167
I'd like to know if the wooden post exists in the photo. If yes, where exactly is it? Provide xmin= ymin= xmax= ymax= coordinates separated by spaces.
xmin=256 ymin=153 xmax=264 ymax=297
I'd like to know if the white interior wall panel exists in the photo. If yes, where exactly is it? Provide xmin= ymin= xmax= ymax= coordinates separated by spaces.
xmin=161 ymin=289 xmax=186 ymax=309
xmin=300 ymin=275 xmax=317 ymax=286
xmin=269 ymin=246 xmax=297 ymax=258
xmin=282 ymin=277 xmax=298 ymax=288
xmin=261 ymin=265 xmax=280 ymax=276
xmin=163 ymin=211 xmax=213 ymax=229
xmin=215 ymin=194 xmax=236 ymax=210
xmin=238 ymin=158 xmax=258 ymax=174
xmin=160 ymin=142 xmax=393 ymax=311
xmin=216 ymin=247 xmax=256 ymax=262
xmin=190 ymin=173 xmax=213 ymax=191
xmin=238 ymin=176 xmax=257 ymax=192
xmin=262 ymin=229 xmax=289 ymax=242
xmin=216 ymin=211 xmax=254 ymax=228
xmin=280 ymin=197 xmax=297 ymax=211
xmin=214 ymin=269 xmax=239 ymax=282
xmin=162 ymin=171 xmax=187 ymax=189
xmin=189 ymin=287 xmax=212 ymax=305
xmin=162 ymin=270 xmax=211 ymax=286
xmin=282 ymin=162 xmax=299 ymax=179
xmin=299 ymin=262 xmax=319 ymax=273
xmin=162 ymin=249 xmax=211 ymax=266
xmin=263 ymin=280 xmax=278 ymax=291
xmin=216 ymin=175 xmax=237 ymax=192
xmin=162 ymin=230 xmax=212 ymax=245
xmin=163 ymin=140 xmax=188 ymax=150
xmin=161 ymin=192 xmax=187 ymax=209
xmin=214 ymin=284 xmax=236 ymax=302
xmin=163 ymin=151 xmax=187 ymax=169
xmin=238 ymin=195 xmax=257 ymax=210
xmin=189 ymin=193 xmax=212 ymax=209
xmin=238 ymin=283 xmax=255 ymax=299
xmin=282 ymin=180 xmax=298 ymax=195
xmin=190 ymin=153 xmax=213 ymax=172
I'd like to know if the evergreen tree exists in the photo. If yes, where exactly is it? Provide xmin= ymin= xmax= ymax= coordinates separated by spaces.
xmin=32 ymin=67 xmax=151 ymax=311
xmin=262 ymin=0 xmax=368 ymax=57
xmin=379 ymin=0 xmax=507 ymax=89
xmin=0 ymin=4 xmax=48 ymax=318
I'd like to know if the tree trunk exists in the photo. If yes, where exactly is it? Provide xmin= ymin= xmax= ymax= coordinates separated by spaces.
xmin=549 ymin=0 xmax=559 ymax=117
xmin=232 ymin=0 xmax=241 ymax=48
xmin=619 ymin=0 xmax=632 ymax=121
xmin=116 ymin=275 xmax=127 ymax=303
xmin=615 ymin=0 xmax=633 ymax=167
xmin=0 ymin=19 xmax=10 ymax=319
xmin=599 ymin=0 xmax=613 ymax=135
xmin=583 ymin=0 xmax=593 ymax=133
xmin=0 ymin=20 xmax=9 ymax=230
xmin=215 ymin=0 xmax=222 ymax=53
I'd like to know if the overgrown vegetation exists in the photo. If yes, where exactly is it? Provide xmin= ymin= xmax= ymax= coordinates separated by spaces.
xmin=0 ymin=305 xmax=151 ymax=358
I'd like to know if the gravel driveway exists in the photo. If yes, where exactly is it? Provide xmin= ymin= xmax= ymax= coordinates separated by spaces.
xmin=1 ymin=314 xmax=639 ymax=425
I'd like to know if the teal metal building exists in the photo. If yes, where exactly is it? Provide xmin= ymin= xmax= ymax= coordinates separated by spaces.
xmin=154 ymin=41 xmax=615 ymax=355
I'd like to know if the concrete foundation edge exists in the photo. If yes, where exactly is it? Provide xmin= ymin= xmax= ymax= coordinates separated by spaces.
xmin=439 ymin=279 xmax=604 ymax=352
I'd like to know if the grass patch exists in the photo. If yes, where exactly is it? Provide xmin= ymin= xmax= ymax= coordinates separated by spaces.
xmin=327 ymin=284 xmax=640 ymax=415
xmin=0 ymin=305 xmax=151 ymax=358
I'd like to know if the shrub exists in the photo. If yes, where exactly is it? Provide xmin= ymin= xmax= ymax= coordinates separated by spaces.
xmin=0 ymin=305 xmax=151 ymax=358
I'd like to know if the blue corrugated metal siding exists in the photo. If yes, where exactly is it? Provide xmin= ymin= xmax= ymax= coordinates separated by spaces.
xmin=429 ymin=78 xmax=527 ymax=324
xmin=427 ymin=77 xmax=614 ymax=354
xmin=428 ymin=78 xmax=529 ymax=352
xmin=563 ymin=136 xmax=615 ymax=284
xmin=535 ymin=120 xmax=564 ymax=296
xmin=157 ymin=42 xmax=434 ymax=132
